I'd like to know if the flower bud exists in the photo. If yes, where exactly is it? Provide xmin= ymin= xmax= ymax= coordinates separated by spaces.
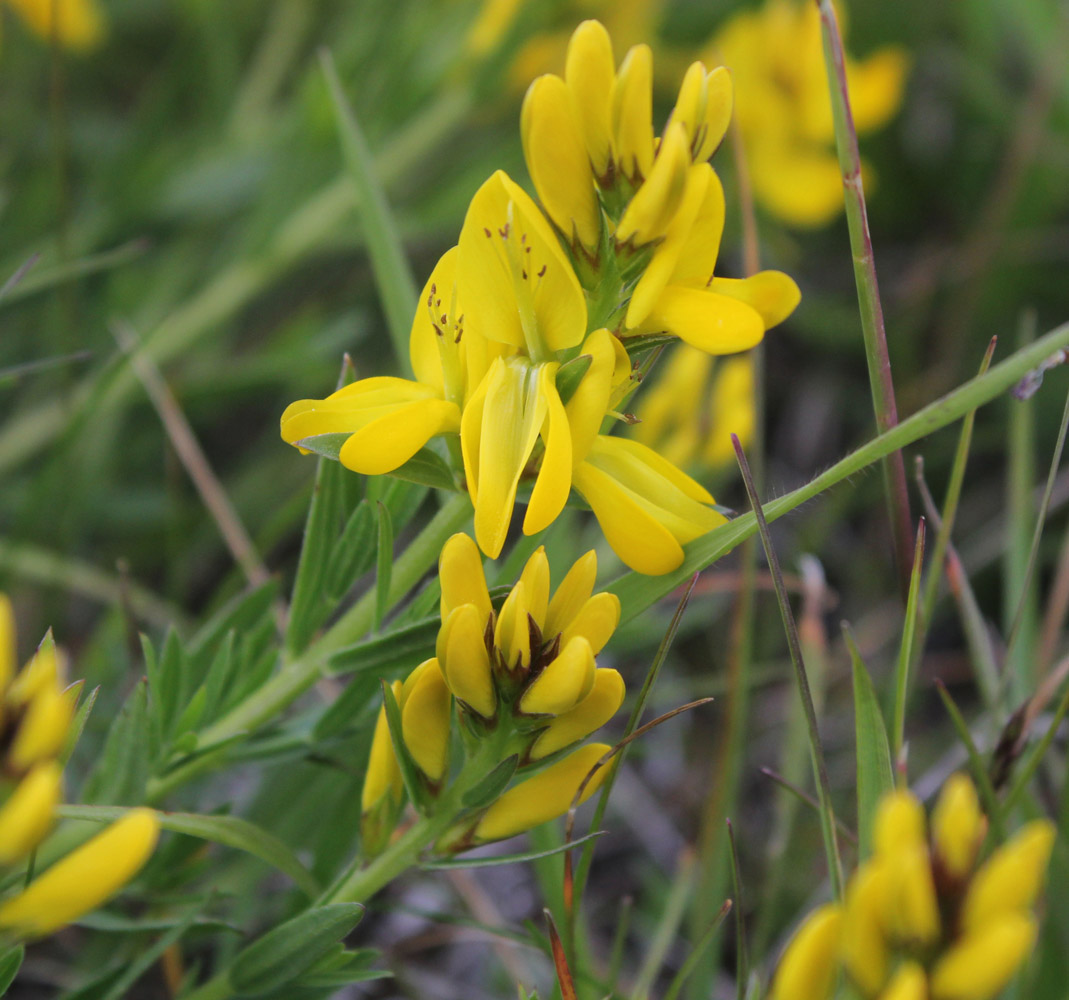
xmin=520 ymin=636 xmax=596 ymax=716
xmin=887 ymin=844 xmax=941 ymax=945
xmin=530 ymin=668 xmax=624 ymax=760
xmin=874 ymin=789 xmax=926 ymax=856
xmin=878 ymin=962 xmax=927 ymax=1000
xmin=517 ymin=547 xmax=551 ymax=633
xmin=616 ymin=122 xmax=691 ymax=247
xmin=962 ymin=820 xmax=1055 ymax=932
xmin=0 ymin=762 xmax=61 ymax=865
xmin=400 ymin=659 xmax=452 ymax=783
xmin=361 ymin=681 xmax=403 ymax=814
xmin=544 ymin=550 xmax=598 ymax=639
xmin=10 ymin=683 xmax=73 ymax=771
xmin=474 ymin=742 xmax=610 ymax=841
xmin=770 ymin=904 xmax=843 ymax=1000
xmin=521 ymin=75 xmax=600 ymax=251
xmin=438 ymin=604 xmax=496 ymax=718
xmin=930 ymin=911 xmax=1037 ymax=1000
xmin=671 ymin=62 xmax=733 ymax=162
xmin=0 ymin=808 xmax=159 ymax=937
xmin=841 ymin=861 xmax=890 ymax=995
xmin=495 ymin=581 xmax=532 ymax=672
xmin=565 ymin=20 xmax=615 ymax=177
xmin=611 ymin=44 xmax=654 ymax=182
xmin=559 ymin=591 xmax=621 ymax=655
xmin=439 ymin=532 xmax=492 ymax=622
xmin=932 ymin=772 xmax=984 ymax=880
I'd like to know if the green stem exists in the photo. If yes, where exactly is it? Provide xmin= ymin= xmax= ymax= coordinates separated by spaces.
xmin=146 ymin=493 xmax=471 ymax=802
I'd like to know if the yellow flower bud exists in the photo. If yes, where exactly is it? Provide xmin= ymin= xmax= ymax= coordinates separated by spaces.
xmin=0 ymin=762 xmax=61 ymax=865
xmin=0 ymin=594 xmax=14 ymax=695
xmin=439 ymin=533 xmax=492 ymax=622
xmin=878 ymin=962 xmax=927 ymax=1000
xmin=521 ymin=75 xmax=600 ymax=251
xmin=6 ymin=641 xmax=60 ymax=709
xmin=438 ymin=604 xmax=496 ymax=719
xmin=564 ymin=20 xmax=615 ymax=177
xmin=930 ymin=912 xmax=1037 ymax=1000
xmin=519 ymin=637 xmax=596 ymax=716
xmin=0 ymin=808 xmax=159 ymax=937
xmin=361 ymin=681 xmax=404 ymax=813
xmin=874 ymin=789 xmax=927 ymax=857
xmin=887 ymin=844 xmax=941 ymax=945
xmin=495 ymin=581 xmax=531 ymax=671
xmin=517 ymin=547 xmax=551 ymax=633
xmin=932 ymin=773 xmax=984 ymax=880
xmin=400 ymin=659 xmax=452 ymax=783
xmin=611 ymin=44 xmax=654 ymax=182
xmin=670 ymin=62 xmax=733 ymax=163
xmin=530 ymin=668 xmax=624 ymax=760
xmin=770 ymin=904 xmax=843 ymax=1000
xmin=544 ymin=550 xmax=598 ymax=639
xmin=962 ymin=820 xmax=1055 ymax=933
xmin=841 ymin=861 xmax=891 ymax=995
xmin=474 ymin=742 xmax=609 ymax=841
xmin=9 ymin=683 xmax=72 ymax=771
xmin=559 ymin=591 xmax=620 ymax=656
xmin=616 ymin=122 xmax=691 ymax=247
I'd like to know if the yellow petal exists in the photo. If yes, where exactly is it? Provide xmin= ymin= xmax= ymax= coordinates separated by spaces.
xmin=848 ymin=48 xmax=909 ymax=136
xmin=559 ymin=592 xmax=620 ymax=656
xmin=522 ymin=75 xmax=600 ymax=250
xmin=694 ymin=66 xmax=733 ymax=162
xmin=8 ymin=0 xmax=104 ymax=50
xmin=841 ymin=861 xmax=891 ymax=996
xmin=668 ymin=167 xmax=726 ymax=288
xmin=439 ymin=533 xmax=492 ymax=622
xmin=0 ymin=809 xmax=159 ymax=937
xmin=631 ymin=345 xmax=711 ymax=466
xmin=338 ymin=397 xmax=460 ymax=475
xmin=626 ymin=163 xmax=711 ymax=328
xmin=640 ymin=285 xmax=765 ymax=355
xmin=874 ymin=789 xmax=927 ymax=856
xmin=544 ymin=550 xmax=598 ymax=639
xmin=401 ymin=659 xmax=452 ymax=782
xmin=517 ymin=548 xmax=551 ymax=632
xmin=457 ymin=170 xmax=586 ymax=356
xmin=0 ymin=594 xmax=14 ymax=695
xmin=7 ymin=639 xmax=60 ymax=708
xmin=962 ymin=820 xmax=1055 ymax=932
xmin=565 ymin=329 xmax=620 ymax=467
xmin=361 ymin=681 xmax=404 ymax=812
xmin=585 ymin=435 xmax=714 ymax=504
xmin=520 ymin=636 xmax=596 ymax=715
xmin=471 ymin=358 xmax=547 ymax=559
xmin=670 ymin=62 xmax=706 ymax=152
xmin=770 ymin=904 xmax=843 ymax=1000
xmin=616 ymin=121 xmax=691 ymax=247
xmin=888 ymin=844 xmax=941 ymax=945
xmin=530 ymin=668 xmax=624 ymax=759
xmin=460 ymin=362 xmax=493 ymax=509
xmin=611 ymin=44 xmax=655 ymax=181
xmin=409 ymin=246 xmax=468 ymax=401
xmin=930 ymin=912 xmax=1037 ymax=1000
xmin=438 ymin=605 xmax=496 ymax=719
xmin=0 ymin=763 xmax=61 ymax=865
xmin=474 ymin=742 xmax=610 ymax=841
xmin=877 ymin=962 xmax=927 ymax=1000
xmin=709 ymin=271 xmax=801 ymax=330
xmin=931 ymin=772 xmax=985 ymax=880
xmin=749 ymin=141 xmax=844 ymax=228
xmin=524 ymin=363 xmax=572 ymax=537
xmin=10 ymin=684 xmax=72 ymax=770
xmin=495 ymin=581 xmax=531 ymax=671
xmin=565 ymin=20 xmax=616 ymax=176
xmin=704 ymin=354 xmax=756 ymax=467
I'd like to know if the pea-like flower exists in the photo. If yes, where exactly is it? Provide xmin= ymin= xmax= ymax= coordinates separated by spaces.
xmin=770 ymin=775 xmax=1054 ymax=1000
xmin=0 ymin=595 xmax=159 ymax=937
xmin=358 ymin=534 xmax=625 ymax=854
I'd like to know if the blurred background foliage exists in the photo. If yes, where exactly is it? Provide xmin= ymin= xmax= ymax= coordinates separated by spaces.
xmin=2 ymin=0 xmax=1068 ymax=996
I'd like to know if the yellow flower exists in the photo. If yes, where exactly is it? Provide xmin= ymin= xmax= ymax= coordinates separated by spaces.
xmin=770 ymin=904 xmax=843 ymax=1000
xmin=474 ymin=742 xmax=610 ymax=842
xmin=0 ymin=762 xmax=62 ymax=866
xmin=0 ymin=809 xmax=159 ymax=937
xmin=634 ymin=350 xmax=755 ymax=471
xmin=572 ymin=435 xmax=727 ymax=574
xmin=930 ymin=912 xmax=1037 ymax=1000
xmin=711 ymin=0 xmax=908 ymax=228
xmin=529 ymin=668 xmax=624 ymax=760
xmin=360 ymin=681 xmax=405 ymax=856
xmin=3 ymin=0 xmax=104 ymax=50
xmin=400 ymin=659 xmax=452 ymax=784
xmin=932 ymin=772 xmax=985 ymax=880
xmin=874 ymin=789 xmax=940 ymax=944
xmin=841 ymin=862 xmax=891 ymax=995
xmin=878 ymin=963 xmax=927 ymax=1000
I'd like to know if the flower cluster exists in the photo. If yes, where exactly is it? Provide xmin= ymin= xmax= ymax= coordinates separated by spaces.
xmin=0 ymin=595 xmax=158 ymax=938
xmin=360 ymin=533 xmax=624 ymax=854
xmin=1 ymin=0 xmax=104 ymax=50
xmin=771 ymin=775 xmax=1054 ymax=1000
xmin=282 ymin=19 xmax=800 ymax=576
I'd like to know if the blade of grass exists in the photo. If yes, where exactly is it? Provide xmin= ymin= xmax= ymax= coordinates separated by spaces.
xmin=1 ymin=240 xmax=149 ymax=306
xmin=630 ymin=850 xmax=696 ymax=1000
xmin=663 ymin=900 xmax=732 ymax=1000
xmin=726 ymin=820 xmax=748 ymax=1000
xmin=815 ymin=0 xmax=913 ymax=595
xmin=607 ymin=895 xmax=633 ymax=996
xmin=892 ymin=521 xmax=927 ymax=767
xmin=1003 ymin=680 xmax=1069 ymax=814
xmin=758 ymin=769 xmax=857 ymax=846
xmin=733 ymin=437 xmax=844 ymax=898
xmin=319 ymin=48 xmax=418 ymax=374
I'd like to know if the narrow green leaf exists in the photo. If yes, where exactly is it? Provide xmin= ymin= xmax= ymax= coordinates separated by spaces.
xmin=844 ymin=627 xmax=894 ymax=857
xmin=327 ymin=616 xmax=438 ymax=675
xmin=555 ymin=354 xmax=592 ymax=406
xmin=324 ymin=500 xmax=376 ymax=601
xmin=374 ymin=501 xmax=393 ymax=631
xmin=230 ymin=903 xmax=365 ymax=996
xmin=202 ymin=631 xmax=237 ymax=724
xmin=0 ymin=945 xmax=24 ymax=995
xmin=61 ymin=684 xmax=98 ymax=765
xmin=82 ymin=679 xmax=151 ymax=805
xmin=56 ymin=805 xmax=321 ymax=898
xmin=157 ymin=626 xmax=185 ymax=738
xmin=387 ymin=448 xmax=457 ymax=491
xmin=380 ymin=680 xmax=429 ymax=813
xmin=892 ymin=521 xmax=927 ymax=763
xmin=319 ymin=49 xmax=418 ymax=372
xmin=187 ymin=579 xmax=281 ymax=663
xmin=422 ymin=830 xmax=604 ymax=870
xmin=172 ymin=685 xmax=208 ymax=743
xmin=461 ymin=754 xmax=518 ymax=810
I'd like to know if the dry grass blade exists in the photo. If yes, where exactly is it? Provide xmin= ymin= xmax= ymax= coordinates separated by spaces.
xmin=544 ymin=909 xmax=578 ymax=1000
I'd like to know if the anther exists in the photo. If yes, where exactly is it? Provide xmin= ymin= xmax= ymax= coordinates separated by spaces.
xmin=484 ymin=227 xmax=492 ymax=238
xmin=537 ymin=264 xmax=547 ymax=277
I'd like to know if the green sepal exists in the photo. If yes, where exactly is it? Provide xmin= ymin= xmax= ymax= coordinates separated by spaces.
xmin=387 ymin=448 xmax=457 ymax=491
xmin=293 ymin=432 xmax=349 ymax=462
xmin=229 ymin=903 xmax=365 ymax=996
xmin=554 ymin=354 xmax=592 ymax=406
xmin=461 ymin=753 xmax=518 ymax=810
